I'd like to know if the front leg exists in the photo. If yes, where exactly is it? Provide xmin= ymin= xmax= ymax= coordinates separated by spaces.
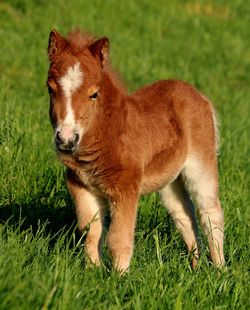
xmin=66 ymin=173 xmax=103 ymax=266
xmin=107 ymin=189 xmax=139 ymax=273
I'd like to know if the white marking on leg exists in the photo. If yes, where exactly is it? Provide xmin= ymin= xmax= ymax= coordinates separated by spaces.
xmin=182 ymin=155 xmax=216 ymax=207
xmin=182 ymin=155 xmax=224 ymax=266
xmin=160 ymin=180 xmax=199 ymax=264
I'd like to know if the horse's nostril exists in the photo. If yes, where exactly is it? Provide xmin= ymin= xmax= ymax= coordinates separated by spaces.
xmin=74 ymin=133 xmax=79 ymax=144
xmin=55 ymin=131 xmax=63 ymax=145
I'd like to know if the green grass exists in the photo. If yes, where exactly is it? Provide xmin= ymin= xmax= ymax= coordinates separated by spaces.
xmin=0 ymin=0 xmax=249 ymax=309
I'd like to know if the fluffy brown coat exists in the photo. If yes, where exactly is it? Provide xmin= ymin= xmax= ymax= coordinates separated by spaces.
xmin=47 ymin=29 xmax=224 ymax=272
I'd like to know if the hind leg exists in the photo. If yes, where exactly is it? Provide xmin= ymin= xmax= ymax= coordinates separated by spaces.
xmin=159 ymin=177 xmax=200 ymax=267
xmin=182 ymin=155 xmax=225 ymax=266
xmin=199 ymin=198 xmax=224 ymax=265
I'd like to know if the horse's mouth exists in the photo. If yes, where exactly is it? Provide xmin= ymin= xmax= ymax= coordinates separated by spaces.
xmin=56 ymin=144 xmax=77 ymax=155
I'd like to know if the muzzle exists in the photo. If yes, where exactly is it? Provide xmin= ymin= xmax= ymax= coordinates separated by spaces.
xmin=55 ymin=126 xmax=80 ymax=153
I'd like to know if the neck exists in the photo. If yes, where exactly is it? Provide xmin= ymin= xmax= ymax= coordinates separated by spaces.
xmin=95 ymin=70 xmax=126 ymax=126
xmin=102 ymin=69 xmax=126 ymax=106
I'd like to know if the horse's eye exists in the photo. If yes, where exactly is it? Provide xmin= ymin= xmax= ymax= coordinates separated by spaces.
xmin=89 ymin=91 xmax=99 ymax=101
xmin=48 ymin=86 xmax=53 ymax=95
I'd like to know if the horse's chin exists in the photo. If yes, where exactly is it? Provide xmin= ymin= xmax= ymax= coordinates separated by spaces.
xmin=56 ymin=146 xmax=79 ymax=159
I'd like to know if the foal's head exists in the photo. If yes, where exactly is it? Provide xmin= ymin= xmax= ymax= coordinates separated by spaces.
xmin=47 ymin=29 xmax=109 ymax=153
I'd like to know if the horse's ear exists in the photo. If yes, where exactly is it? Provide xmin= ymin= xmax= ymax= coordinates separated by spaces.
xmin=89 ymin=37 xmax=109 ymax=67
xmin=48 ymin=29 xmax=67 ymax=60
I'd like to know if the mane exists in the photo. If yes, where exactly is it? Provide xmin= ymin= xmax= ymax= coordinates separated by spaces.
xmin=67 ymin=29 xmax=96 ymax=50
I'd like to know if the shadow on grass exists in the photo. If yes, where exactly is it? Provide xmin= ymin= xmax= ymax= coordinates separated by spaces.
xmin=0 ymin=188 xmax=180 ymax=263
xmin=0 ymin=191 xmax=80 ymax=248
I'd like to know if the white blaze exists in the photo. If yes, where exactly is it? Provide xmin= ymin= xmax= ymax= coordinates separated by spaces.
xmin=59 ymin=62 xmax=83 ymax=125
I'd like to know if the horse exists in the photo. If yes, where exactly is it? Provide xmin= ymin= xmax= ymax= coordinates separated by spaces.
xmin=47 ymin=29 xmax=224 ymax=272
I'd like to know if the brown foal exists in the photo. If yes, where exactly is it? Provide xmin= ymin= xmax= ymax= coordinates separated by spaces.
xmin=47 ymin=29 xmax=224 ymax=272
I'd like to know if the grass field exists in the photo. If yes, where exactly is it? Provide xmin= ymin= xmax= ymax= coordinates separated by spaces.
xmin=0 ymin=0 xmax=249 ymax=309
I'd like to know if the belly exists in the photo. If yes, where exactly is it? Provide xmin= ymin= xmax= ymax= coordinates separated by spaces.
xmin=140 ymin=168 xmax=181 ymax=194
xmin=140 ymin=151 xmax=185 ymax=194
